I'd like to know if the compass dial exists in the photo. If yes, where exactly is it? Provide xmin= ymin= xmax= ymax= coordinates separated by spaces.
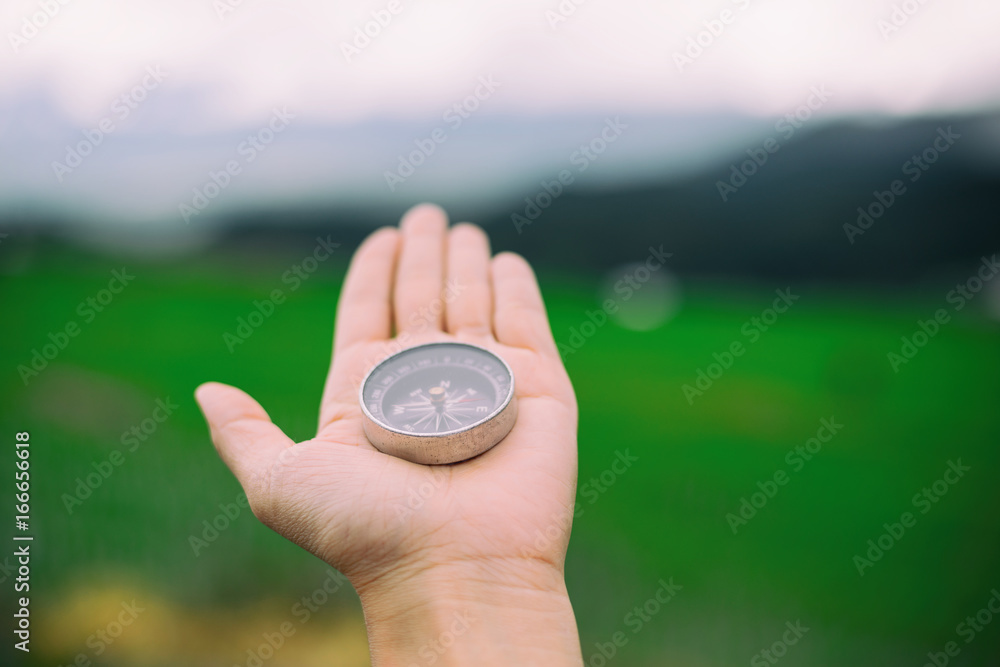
xmin=359 ymin=342 xmax=517 ymax=464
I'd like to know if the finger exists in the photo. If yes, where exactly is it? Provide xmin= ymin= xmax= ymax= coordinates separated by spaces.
xmin=491 ymin=252 xmax=559 ymax=358
xmin=195 ymin=382 xmax=294 ymax=497
xmin=394 ymin=204 xmax=447 ymax=334
xmin=445 ymin=223 xmax=493 ymax=338
xmin=333 ymin=227 xmax=400 ymax=355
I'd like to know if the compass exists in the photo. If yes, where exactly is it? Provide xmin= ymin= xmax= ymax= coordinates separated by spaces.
xmin=359 ymin=341 xmax=517 ymax=465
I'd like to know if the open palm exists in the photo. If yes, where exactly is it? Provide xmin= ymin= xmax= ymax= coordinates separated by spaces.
xmin=196 ymin=204 xmax=578 ymax=594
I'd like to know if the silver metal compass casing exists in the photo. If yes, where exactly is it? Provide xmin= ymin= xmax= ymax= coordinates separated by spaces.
xmin=359 ymin=342 xmax=517 ymax=465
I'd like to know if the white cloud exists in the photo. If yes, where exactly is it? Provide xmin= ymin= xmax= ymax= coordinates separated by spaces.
xmin=2 ymin=0 xmax=998 ymax=130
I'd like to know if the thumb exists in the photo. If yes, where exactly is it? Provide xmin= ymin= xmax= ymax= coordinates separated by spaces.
xmin=195 ymin=382 xmax=294 ymax=506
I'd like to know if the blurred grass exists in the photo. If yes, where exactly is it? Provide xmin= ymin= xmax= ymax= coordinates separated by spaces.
xmin=1 ymin=241 xmax=999 ymax=666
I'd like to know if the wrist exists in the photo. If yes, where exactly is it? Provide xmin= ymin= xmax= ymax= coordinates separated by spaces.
xmin=355 ymin=559 xmax=583 ymax=667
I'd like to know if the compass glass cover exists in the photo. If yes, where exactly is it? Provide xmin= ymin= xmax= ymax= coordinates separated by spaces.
xmin=361 ymin=343 xmax=513 ymax=435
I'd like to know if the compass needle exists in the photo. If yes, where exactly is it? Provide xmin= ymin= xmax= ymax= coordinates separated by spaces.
xmin=413 ymin=411 xmax=435 ymax=426
xmin=360 ymin=342 xmax=517 ymax=465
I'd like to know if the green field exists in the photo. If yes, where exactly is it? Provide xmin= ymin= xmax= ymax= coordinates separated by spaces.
xmin=2 ymin=241 xmax=998 ymax=666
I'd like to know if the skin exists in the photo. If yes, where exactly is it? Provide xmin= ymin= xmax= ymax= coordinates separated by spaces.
xmin=195 ymin=203 xmax=584 ymax=665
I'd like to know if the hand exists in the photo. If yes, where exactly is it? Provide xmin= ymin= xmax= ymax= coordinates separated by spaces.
xmin=196 ymin=204 xmax=583 ymax=665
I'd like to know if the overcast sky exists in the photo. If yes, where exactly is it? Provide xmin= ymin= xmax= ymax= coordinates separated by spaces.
xmin=3 ymin=0 xmax=999 ymax=128
xmin=1 ymin=0 xmax=998 ymax=226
